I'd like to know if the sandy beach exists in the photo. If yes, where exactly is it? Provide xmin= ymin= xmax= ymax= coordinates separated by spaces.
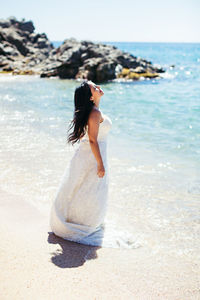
xmin=0 ymin=188 xmax=199 ymax=300
xmin=1 ymin=3 xmax=200 ymax=298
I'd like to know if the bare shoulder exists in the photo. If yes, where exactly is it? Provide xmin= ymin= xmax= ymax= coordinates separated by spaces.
xmin=88 ymin=108 xmax=101 ymax=123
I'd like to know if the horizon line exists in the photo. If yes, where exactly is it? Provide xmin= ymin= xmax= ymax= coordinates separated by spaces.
xmin=51 ymin=40 xmax=200 ymax=44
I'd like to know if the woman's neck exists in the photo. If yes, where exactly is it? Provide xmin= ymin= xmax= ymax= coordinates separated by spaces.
xmin=94 ymin=104 xmax=100 ymax=110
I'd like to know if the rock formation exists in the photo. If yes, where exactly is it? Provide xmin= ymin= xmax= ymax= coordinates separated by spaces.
xmin=0 ymin=17 xmax=165 ymax=82
xmin=0 ymin=16 xmax=54 ymax=74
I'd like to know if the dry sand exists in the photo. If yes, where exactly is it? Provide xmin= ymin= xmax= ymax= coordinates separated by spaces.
xmin=0 ymin=188 xmax=199 ymax=300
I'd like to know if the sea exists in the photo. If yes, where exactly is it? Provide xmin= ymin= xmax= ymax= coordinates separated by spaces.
xmin=0 ymin=42 xmax=199 ymax=254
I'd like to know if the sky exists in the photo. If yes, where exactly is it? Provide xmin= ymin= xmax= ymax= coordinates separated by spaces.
xmin=1 ymin=0 xmax=200 ymax=43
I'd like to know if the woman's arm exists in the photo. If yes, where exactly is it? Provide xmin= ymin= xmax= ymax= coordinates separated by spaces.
xmin=87 ymin=110 xmax=105 ymax=178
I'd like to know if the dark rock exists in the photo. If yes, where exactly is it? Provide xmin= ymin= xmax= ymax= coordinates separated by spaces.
xmin=0 ymin=16 xmax=165 ymax=81
xmin=170 ymin=64 xmax=175 ymax=69
xmin=96 ymin=61 xmax=117 ymax=82
xmin=2 ymin=28 xmax=29 ymax=56
xmin=18 ymin=21 xmax=35 ymax=33
xmin=0 ymin=17 xmax=54 ymax=74
xmin=40 ymin=37 xmax=165 ymax=82
xmin=2 ymin=64 xmax=14 ymax=71
xmin=0 ymin=19 xmax=11 ymax=28
xmin=8 ymin=16 xmax=18 ymax=25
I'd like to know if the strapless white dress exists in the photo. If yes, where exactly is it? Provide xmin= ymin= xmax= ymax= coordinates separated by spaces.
xmin=49 ymin=112 xmax=112 ymax=246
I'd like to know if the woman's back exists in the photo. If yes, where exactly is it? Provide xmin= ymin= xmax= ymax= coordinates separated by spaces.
xmin=80 ymin=112 xmax=112 ymax=143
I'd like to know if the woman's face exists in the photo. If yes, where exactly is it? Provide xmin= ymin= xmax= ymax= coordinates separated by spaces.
xmin=88 ymin=81 xmax=104 ymax=100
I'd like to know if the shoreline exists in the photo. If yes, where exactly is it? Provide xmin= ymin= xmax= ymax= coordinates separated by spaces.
xmin=0 ymin=188 xmax=199 ymax=299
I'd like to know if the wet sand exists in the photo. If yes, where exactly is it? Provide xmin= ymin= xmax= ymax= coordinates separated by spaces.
xmin=0 ymin=188 xmax=199 ymax=300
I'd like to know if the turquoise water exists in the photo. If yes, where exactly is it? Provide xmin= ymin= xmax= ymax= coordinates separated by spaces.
xmin=52 ymin=41 xmax=200 ymax=171
xmin=0 ymin=42 xmax=199 ymax=251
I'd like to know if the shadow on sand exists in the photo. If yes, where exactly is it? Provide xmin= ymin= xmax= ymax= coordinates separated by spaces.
xmin=47 ymin=232 xmax=102 ymax=268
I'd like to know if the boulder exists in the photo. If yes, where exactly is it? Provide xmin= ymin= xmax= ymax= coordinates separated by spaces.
xmin=0 ymin=17 xmax=165 ymax=82
xmin=40 ymin=38 xmax=165 ymax=82
xmin=1 ymin=28 xmax=29 ymax=56
xmin=0 ymin=17 xmax=54 ymax=74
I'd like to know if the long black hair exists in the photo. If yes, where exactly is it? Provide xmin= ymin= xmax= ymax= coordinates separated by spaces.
xmin=67 ymin=81 xmax=95 ymax=145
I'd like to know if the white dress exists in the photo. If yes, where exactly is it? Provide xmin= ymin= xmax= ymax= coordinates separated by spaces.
xmin=49 ymin=112 xmax=112 ymax=246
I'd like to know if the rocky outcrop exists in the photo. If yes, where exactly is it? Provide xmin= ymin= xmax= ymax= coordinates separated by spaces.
xmin=40 ymin=38 xmax=165 ymax=82
xmin=0 ymin=16 xmax=54 ymax=73
xmin=0 ymin=17 xmax=165 ymax=82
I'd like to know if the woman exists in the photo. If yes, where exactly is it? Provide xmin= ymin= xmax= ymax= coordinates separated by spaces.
xmin=49 ymin=80 xmax=112 ymax=246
